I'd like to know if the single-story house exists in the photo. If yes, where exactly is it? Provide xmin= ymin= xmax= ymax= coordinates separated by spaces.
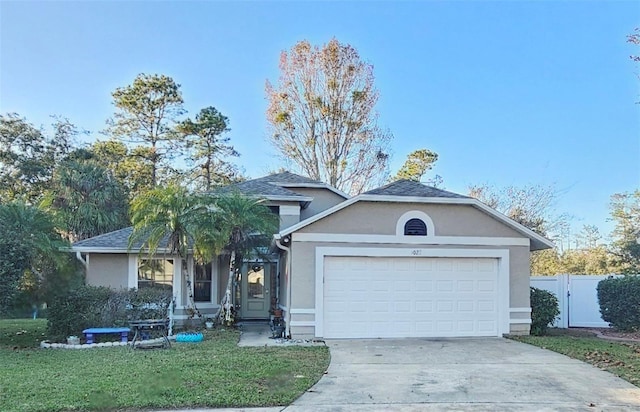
xmin=71 ymin=171 xmax=553 ymax=339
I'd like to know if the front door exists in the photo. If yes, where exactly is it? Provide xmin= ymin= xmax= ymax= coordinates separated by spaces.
xmin=240 ymin=262 xmax=273 ymax=319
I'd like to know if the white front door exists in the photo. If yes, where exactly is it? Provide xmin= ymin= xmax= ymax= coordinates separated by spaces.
xmin=323 ymin=256 xmax=500 ymax=338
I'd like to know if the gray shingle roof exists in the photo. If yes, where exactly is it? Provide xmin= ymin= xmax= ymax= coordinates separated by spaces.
xmin=72 ymin=227 xmax=178 ymax=250
xmin=364 ymin=180 xmax=470 ymax=198
xmin=73 ymin=227 xmax=134 ymax=250
xmin=215 ymin=180 xmax=310 ymax=199
xmin=258 ymin=171 xmax=322 ymax=184
xmin=213 ymin=171 xmax=318 ymax=199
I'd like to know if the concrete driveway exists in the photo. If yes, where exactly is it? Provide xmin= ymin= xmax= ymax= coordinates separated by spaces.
xmin=285 ymin=338 xmax=640 ymax=411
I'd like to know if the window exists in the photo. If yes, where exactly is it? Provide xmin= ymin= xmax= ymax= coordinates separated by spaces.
xmin=138 ymin=259 xmax=173 ymax=290
xmin=404 ymin=218 xmax=427 ymax=236
xmin=194 ymin=262 xmax=212 ymax=302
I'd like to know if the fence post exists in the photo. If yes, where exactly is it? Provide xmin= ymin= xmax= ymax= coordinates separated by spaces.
xmin=558 ymin=274 xmax=569 ymax=328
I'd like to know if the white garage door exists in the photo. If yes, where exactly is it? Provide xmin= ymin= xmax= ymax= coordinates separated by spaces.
xmin=323 ymin=256 xmax=499 ymax=338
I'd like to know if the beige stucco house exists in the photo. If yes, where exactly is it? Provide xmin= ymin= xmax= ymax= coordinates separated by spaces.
xmin=72 ymin=172 xmax=552 ymax=339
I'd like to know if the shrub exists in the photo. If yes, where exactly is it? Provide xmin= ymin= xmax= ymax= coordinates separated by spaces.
xmin=47 ymin=286 xmax=173 ymax=342
xmin=127 ymin=287 xmax=173 ymax=321
xmin=47 ymin=285 xmax=111 ymax=342
xmin=530 ymin=287 xmax=560 ymax=336
xmin=597 ymin=275 xmax=640 ymax=331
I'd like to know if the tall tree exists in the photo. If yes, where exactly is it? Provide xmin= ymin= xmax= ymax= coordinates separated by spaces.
xmin=0 ymin=114 xmax=79 ymax=203
xmin=266 ymin=38 xmax=392 ymax=194
xmin=393 ymin=149 xmax=438 ymax=182
xmin=106 ymin=73 xmax=185 ymax=189
xmin=178 ymin=106 xmax=241 ymax=190
xmin=86 ymin=140 xmax=153 ymax=199
xmin=42 ymin=159 xmax=130 ymax=242
xmin=608 ymin=190 xmax=640 ymax=273
xmin=0 ymin=202 xmax=68 ymax=313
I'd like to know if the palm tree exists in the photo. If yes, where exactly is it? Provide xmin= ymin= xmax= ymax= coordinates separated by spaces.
xmin=42 ymin=158 xmax=130 ymax=242
xmin=0 ymin=202 xmax=68 ymax=313
xmin=211 ymin=191 xmax=279 ymax=323
xmin=129 ymin=185 xmax=218 ymax=320
xmin=129 ymin=186 xmax=278 ymax=325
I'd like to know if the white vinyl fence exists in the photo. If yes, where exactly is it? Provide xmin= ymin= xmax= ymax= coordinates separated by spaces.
xmin=530 ymin=275 xmax=622 ymax=328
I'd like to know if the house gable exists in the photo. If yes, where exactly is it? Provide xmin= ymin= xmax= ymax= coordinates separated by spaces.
xmin=278 ymin=180 xmax=553 ymax=252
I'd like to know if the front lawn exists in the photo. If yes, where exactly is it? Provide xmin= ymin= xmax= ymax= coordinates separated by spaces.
xmin=0 ymin=319 xmax=330 ymax=412
xmin=510 ymin=329 xmax=640 ymax=387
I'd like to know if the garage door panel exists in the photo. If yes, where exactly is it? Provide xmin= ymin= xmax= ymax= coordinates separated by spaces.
xmin=478 ymin=300 xmax=496 ymax=312
xmin=414 ymin=280 xmax=433 ymax=291
xmin=437 ymin=300 xmax=454 ymax=312
xmin=323 ymin=257 xmax=499 ymax=338
xmin=478 ymin=280 xmax=496 ymax=292
xmin=415 ymin=301 xmax=433 ymax=312
xmin=458 ymin=321 xmax=475 ymax=333
xmin=437 ymin=280 xmax=454 ymax=292
xmin=457 ymin=300 xmax=474 ymax=312
xmin=393 ymin=259 xmax=411 ymax=271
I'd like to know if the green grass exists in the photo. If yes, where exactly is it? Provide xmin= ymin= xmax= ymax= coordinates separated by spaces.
xmin=0 ymin=319 xmax=330 ymax=412
xmin=0 ymin=318 xmax=48 ymax=349
xmin=510 ymin=329 xmax=640 ymax=387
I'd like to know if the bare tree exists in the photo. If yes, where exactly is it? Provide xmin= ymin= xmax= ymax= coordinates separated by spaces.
xmin=468 ymin=183 xmax=569 ymax=238
xmin=266 ymin=38 xmax=391 ymax=194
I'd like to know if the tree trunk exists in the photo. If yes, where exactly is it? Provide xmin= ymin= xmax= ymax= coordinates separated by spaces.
xmin=216 ymin=251 xmax=236 ymax=323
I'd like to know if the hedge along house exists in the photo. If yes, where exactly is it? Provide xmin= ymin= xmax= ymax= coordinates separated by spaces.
xmin=70 ymin=172 xmax=349 ymax=324
xmin=72 ymin=172 xmax=552 ymax=336
xmin=274 ymin=179 xmax=553 ymax=339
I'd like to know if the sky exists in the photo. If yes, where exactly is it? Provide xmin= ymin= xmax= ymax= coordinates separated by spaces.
xmin=1 ymin=0 xmax=639 ymax=243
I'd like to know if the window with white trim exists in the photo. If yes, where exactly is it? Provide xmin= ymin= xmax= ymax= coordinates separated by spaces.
xmin=138 ymin=258 xmax=173 ymax=290
xmin=194 ymin=262 xmax=212 ymax=302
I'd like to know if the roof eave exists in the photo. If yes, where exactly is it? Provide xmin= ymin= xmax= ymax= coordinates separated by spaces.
xmin=263 ymin=194 xmax=314 ymax=202
xmin=70 ymin=246 xmax=189 ymax=254
xmin=273 ymin=182 xmax=350 ymax=199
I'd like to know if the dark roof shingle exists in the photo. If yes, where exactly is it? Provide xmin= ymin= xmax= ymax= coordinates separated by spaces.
xmin=73 ymin=227 xmax=133 ymax=249
xmin=364 ymin=180 xmax=469 ymax=199
xmin=72 ymin=227 xmax=179 ymax=250
xmin=213 ymin=171 xmax=318 ymax=199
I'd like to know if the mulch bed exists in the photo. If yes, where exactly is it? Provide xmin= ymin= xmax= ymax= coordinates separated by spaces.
xmin=582 ymin=328 xmax=640 ymax=343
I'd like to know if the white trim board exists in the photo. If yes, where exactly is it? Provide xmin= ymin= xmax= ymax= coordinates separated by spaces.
xmin=509 ymin=307 xmax=532 ymax=313
xmin=292 ymin=233 xmax=530 ymax=247
xmin=289 ymin=321 xmax=316 ymax=327
xmin=290 ymin=308 xmax=316 ymax=314
xmin=509 ymin=319 xmax=533 ymax=324
xmin=313 ymin=247 xmax=511 ymax=338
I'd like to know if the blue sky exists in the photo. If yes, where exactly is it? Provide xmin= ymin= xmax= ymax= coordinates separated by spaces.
xmin=1 ymin=1 xmax=638 ymax=241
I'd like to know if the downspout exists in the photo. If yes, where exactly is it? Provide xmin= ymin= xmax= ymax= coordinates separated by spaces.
xmin=275 ymin=235 xmax=292 ymax=338
xmin=75 ymin=251 xmax=87 ymax=268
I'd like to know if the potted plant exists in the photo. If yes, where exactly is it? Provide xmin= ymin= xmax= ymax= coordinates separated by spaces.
xmin=205 ymin=318 xmax=214 ymax=329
